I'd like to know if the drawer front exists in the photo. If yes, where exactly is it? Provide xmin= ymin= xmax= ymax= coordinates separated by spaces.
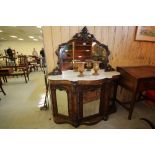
xmin=138 ymin=78 xmax=155 ymax=91
xmin=119 ymin=76 xmax=135 ymax=91
xmin=83 ymin=89 xmax=100 ymax=103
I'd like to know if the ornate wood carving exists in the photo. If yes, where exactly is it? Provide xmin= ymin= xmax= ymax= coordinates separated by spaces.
xmin=72 ymin=26 xmax=95 ymax=42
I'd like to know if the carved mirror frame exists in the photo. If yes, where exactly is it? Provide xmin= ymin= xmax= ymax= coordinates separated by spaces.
xmin=51 ymin=27 xmax=113 ymax=75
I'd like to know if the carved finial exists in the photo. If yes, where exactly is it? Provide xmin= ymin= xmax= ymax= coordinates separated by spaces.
xmin=73 ymin=26 xmax=95 ymax=41
xmin=81 ymin=26 xmax=88 ymax=34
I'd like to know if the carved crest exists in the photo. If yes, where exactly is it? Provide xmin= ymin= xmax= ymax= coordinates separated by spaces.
xmin=73 ymin=26 xmax=96 ymax=42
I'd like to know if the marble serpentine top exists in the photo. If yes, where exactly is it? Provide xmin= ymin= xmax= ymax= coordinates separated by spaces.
xmin=48 ymin=69 xmax=120 ymax=82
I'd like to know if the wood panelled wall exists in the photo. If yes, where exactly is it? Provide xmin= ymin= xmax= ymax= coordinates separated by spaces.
xmin=42 ymin=26 xmax=155 ymax=73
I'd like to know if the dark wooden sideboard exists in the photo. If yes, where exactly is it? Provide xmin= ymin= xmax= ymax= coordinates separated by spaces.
xmin=116 ymin=66 xmax=155 ymax=119
xmin=48 ymin=27 xmax=119 ymax=127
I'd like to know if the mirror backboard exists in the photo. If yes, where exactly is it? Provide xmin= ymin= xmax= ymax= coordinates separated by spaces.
xmin=51 ymin=27 xmax=113 ymax=75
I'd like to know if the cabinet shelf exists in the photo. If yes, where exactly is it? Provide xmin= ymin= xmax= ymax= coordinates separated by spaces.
xmin=75 ymin=45 xmax=91 ymax=47
xmin=63 ymin=56 xmax=92 ymax=61
xmin=69 ymin=43 xmax=91 ymax=46
xmin=65 ymin=50 xmax=91 ymax=52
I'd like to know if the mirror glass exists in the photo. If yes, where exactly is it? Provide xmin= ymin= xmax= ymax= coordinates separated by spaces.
xmin=59 ymin=41 xmax=107 ymax=70
xmin=56 ymin=89 xmax=68 ymax=115
xmin=92 ymin=42 xmax=107 ymax=62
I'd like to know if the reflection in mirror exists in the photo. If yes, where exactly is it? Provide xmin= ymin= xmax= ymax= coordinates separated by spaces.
xmin=56 ymin=89 xmax=68 ymax=115
xmin=92 ymin=42 xmax=106 ymax=61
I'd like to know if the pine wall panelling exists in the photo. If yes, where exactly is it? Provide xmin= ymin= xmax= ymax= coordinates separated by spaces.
xmin=42 ymin=26 xmax=55 ymax=73
xmin=43 ymin=26 xmax=155 ymax=73
xmin=69 ymin=26 xmax=79 ymax=38
xmin=61 ymin=26 xmax=70 ymax=43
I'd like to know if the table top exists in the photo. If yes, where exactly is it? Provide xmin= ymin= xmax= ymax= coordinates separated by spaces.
xmin=48 ymin=69 xmax=120 ymax=82
xmin=0 ymin=68 xmax=13 ymax=74
xmin=117 ymin=66 xmax=155 ymax=79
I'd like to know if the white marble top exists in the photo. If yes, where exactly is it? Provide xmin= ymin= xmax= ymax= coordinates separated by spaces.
xmin=48 ymin=69 xmax=120 ymax=82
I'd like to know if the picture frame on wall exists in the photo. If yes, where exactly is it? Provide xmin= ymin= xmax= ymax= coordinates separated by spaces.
xmin=136 ymin=26 xmax=155 ymax=42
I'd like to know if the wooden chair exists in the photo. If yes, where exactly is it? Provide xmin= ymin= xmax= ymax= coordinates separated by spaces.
xmin=10 ymin=67 xmax=28 ymax=83
xmin=28 ymin=55 xmax=39 ymax=72
xmin=17 ymin=55 xmax=29 ymax=81
xmin=0 ymin=56 xmax=29 ymax=83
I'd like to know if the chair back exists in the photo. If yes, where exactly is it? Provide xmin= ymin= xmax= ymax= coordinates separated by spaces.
xmin=17 ymin=55 xmax=28 ymax=66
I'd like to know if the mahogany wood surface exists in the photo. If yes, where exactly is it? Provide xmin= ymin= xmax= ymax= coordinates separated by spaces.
xmin=116 ymin=66 xmax=155 ymax=119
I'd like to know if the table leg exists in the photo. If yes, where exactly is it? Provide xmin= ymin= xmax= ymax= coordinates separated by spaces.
xmin=128 ymin=91 xmax=137 ymax=120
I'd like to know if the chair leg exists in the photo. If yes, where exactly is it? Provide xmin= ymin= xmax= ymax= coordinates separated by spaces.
xmin=2 ymin=76 xmax=5 ymax=82
xmin=3 ymin=76 xmax=7 ymax=83
xmin=27 ymin=72 xmax=29 ymax=80
xmin=24 ymin=74 xmax=27 ymax=83
xmin=0 ymin=85 xmax=6 ymax=95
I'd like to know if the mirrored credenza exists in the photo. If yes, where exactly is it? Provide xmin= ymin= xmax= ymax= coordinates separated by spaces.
xmin=48 ymin=27 xmax=120 ymax=127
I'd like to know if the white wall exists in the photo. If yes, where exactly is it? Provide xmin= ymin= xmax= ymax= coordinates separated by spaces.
xmin=0 ymin=41 xmax=43 ymax=55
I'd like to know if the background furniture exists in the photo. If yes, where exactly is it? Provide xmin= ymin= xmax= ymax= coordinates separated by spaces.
xmin=28 ymin=55 xmax=39 ymax=72
xmin=0 ymin=56 xmax=29 ymax=83
xmin=116 ymin=66 xmax=155 ymax=119
xmin=0 ymin=68 xmax=13 ymax=83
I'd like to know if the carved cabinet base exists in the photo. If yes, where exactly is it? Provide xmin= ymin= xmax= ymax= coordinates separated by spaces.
xmin=49 ymin=78 xmax=116 ymax=127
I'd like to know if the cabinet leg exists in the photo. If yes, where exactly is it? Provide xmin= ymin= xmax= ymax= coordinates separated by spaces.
xmin=111 ymin=80 xmax=118 ymax=112
xmin=103 ymin=115 xmax=108 ymax=121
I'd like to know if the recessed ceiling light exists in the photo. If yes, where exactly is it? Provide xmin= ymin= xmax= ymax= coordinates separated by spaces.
xmin=29 ymin=36 xmax=34 ymax=39
xmin=10 ymin=35 xmax=18 ymax=38
xmin=18 ymin=38 xmax=24 ymax=41
xmin=33 ymin=39 xmax=38 ymax=41
xmin=0 ymin=30 xmax=3 ymax=32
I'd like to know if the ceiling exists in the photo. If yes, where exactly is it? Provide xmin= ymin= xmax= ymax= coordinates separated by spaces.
xmin=0 ymin=26 xmax=43 ymax=42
